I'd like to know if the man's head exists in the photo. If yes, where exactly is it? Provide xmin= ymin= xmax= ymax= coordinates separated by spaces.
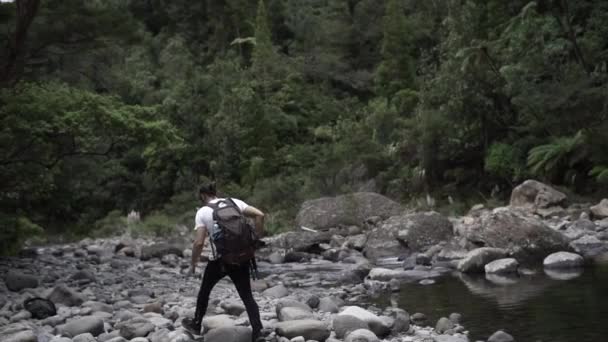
xmin=199 ymin=182 xmax=217 ymax=204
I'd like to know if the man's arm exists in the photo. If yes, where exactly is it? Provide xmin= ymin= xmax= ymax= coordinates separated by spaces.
xmin=243 ymin=205 xmax=265 ymax=238
xmin=190 ymin=227 xmax=207 ymax=273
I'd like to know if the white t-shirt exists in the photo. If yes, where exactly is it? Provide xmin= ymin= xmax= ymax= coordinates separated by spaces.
xmin=194 ymin=198 xmax=249 ymax=233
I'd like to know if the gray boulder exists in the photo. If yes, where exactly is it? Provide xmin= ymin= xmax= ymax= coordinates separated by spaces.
xmin=202 ymin=315 xmax=235 ymax=331
xmin=364 ymin=219 xmax=408 ymax=262
xmin=220 ymin=300 xmax=245 ymax=316
xmin=59 ymin=316 xmax=104 ymax=337
xmin=275 ymin=319 xmax=330 ymax=341
xmin=435 ymin=317 xmax=455 ymax=334
xmin=569 ymin=235 xmax=605 ymax=256
xmin=591 ymin=199 xmax=608 ymax=219
xmin=484 ymin=258 xmax=519 ymax=274
xmin=338 ymin=306 xmax=390 ymax=337
xmin=263 ymin=284 xmax=289 ymax=298
xmin=510 ymin=180 xmax=566 ymax=210
xmin=345 ymin=234 xmax=368 ymax=251
xmin=5 ymin=271 xmax=38 ymax=292
xmin=318 ymin=297 xmax=339 ymax=313
xmin=344 ymin=329 xmax=379 ymax=342
xmin=332 ymin=315 xmax=369 ymax=339
xmin=205 ymin=326 xmax=251 ymax=342
xmin=24 ymin=297 xmax=56 ymax=319
xmin=140 ymin=243 xmax=183 ymax=261
xmin=117 ymin=317 xmax=155 ymax=339
xmin=48 ymin=285 xmax=85 ymax=307
xmin=269 ymin=231 xmax=332 ymax=253
xmin=564 ymin=219 xmax=597 ymax=240
xmin=459 ymin=207 xmax=570 ymax=261
xmin=364 ymin=212 xmax=453 ymax=262
xmin=488 ymin=330 xmax=515 ymax=342
xmin=296 ymin=192 xmax=403 ymax=230
xmin=276 ymin=299 xmax=313 ymax=317
xmin=393 ymin=212 xmax=454 ymax=251
xmin=458 ymin=248 xmax=507 ymax=273
xmin=543 ymin=252 xmax=584 ymax=269
xmin=278 ymin=307 xmax=314 ymax=321
xmin=72 ymin=333 xmax=96 ymax=342
xmin=392 ymin=311 xmax=410 ymax=333
xmin=0 ymin=323 xmax=37 ymax=342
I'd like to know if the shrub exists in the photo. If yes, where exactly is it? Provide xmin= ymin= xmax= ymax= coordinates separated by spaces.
xmin=0 ymin=215 xmax=43 ymax=255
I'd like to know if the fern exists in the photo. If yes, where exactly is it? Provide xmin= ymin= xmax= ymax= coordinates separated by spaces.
xmin=590 ymin=166 xmax=608 ymax=183
xmin=527 ymin=131 xmax=586 ymax=175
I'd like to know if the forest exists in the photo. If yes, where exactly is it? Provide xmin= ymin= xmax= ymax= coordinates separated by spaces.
xmin=1 ymin=0 xmax=607 ymax=253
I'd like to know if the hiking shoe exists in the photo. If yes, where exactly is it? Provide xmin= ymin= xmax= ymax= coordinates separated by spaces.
xmin=252 ymin=328 xmax=270 ymax=342
xmin=182 ymin=317 xmax=202 ymax=336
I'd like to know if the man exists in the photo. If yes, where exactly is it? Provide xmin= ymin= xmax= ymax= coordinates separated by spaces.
xmin=182 ymin=182 xmax=266 ymax=342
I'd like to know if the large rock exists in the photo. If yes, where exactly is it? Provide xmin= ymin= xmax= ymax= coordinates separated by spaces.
xmin=203 ymin=315 xmax=236 ymax=331
xmin=564 ymin=219 xmax=597 ymax=240
xmin=543 ymin=252 xmax=584 ymax=269
xmin=510 ymin=180 xmax=566 ymax=210
xmin=5 ymin=271 xmax=38 ymax=292
xmin=269 ymin=231 xmax=332 ymax=253
xmin=318 ymin=297 xmax=339 ymax=313
xmin=275 ymin=299 xmax=312 ymax=318
xmin=364 ymin=212 xmax=453 ymax=261
xmin=140 ymin=243 xmax=183 ymax=261
xmin=569 ymin=235 xmax=605 ymax=256
xmin=24 ymin=297 xmax=56 ymax=319
xmin=205 ymin=326 xmax=251 ymax=342
xmin=484 ymin=258 xmax=519 ymax=274
xmin=117 ymin=317 xmax=155 ymax=339
xmin=459 ymin=207 xmax=570 ymax=261
xmin=435 ymin=317 xmax=455 ymax=334
xmin=458 ymin=248 xmax=507 ymax=273
xmin=363 ymin=219 xmax=408 ymax=262
xmin=488 ymin=330 xmax=515 ymax=342
xmin=262 ymin=284 xmax=289 ymax=298
xmin=278 ymin=307 xmax=314 ymax=321
xmin=72 ymin=333 xmax=96 ymax=342
xmin=296 ymin=192 xmax=403 ymax=230
xmin=393 ymin=212 xmax=454 ymax=251
xmin=0 ymin=323 xmax=37 ymax=342
xmin=332 ymin=315 xmax=369 ymax=339
xmin=59 ymin=316 xmax=104 ymax=337
xmin=338 ymin=306 xmax=390 ymax=337
xmin=344 ymin=329 xmax=379 ymax=342
xmin=275 ymin=319 xmax=330 ymax=341
xmin=48 ymin=285 xmax=85 ymax=307
xmin=591 ymin=199 xmax=608 ymax=219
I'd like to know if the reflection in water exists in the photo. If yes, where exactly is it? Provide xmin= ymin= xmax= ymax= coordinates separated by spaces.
xmin=459 ymin=273 xmax=553 ymax=307
xmin=393 ymin=265 xmax=608 ymax=342
xmin=544 ymin=268 xmax=584 ymax=281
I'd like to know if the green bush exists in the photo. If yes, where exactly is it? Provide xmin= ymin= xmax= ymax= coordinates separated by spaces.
xmin=0 ymin=215 xmax=43 ymax=255
xmin=128 ymin=213 xmax=176 ymax=238
xmin=485 ymin=143 xmax=523 ymax=182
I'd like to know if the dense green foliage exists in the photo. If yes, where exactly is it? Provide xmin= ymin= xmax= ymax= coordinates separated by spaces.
xmin=1 ymin=0 xmax=607 ymax=252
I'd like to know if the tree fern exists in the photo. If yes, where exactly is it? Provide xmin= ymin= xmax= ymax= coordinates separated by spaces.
xmin=527 ymin=131 xmax=586 ymax=175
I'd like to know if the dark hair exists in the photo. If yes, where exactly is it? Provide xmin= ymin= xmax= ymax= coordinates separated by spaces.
xmin=199 ymin=182 xmax=217 ymax=196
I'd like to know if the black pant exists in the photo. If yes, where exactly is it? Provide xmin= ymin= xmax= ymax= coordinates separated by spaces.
xmin=194 ymin=259 xmax=263 ymax=334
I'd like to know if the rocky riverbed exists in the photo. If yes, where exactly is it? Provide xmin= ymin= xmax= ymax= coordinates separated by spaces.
xmin=1 ymin=180 xmax=607 ymax=342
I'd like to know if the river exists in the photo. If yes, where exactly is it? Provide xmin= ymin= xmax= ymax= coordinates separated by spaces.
xmin=389 ymin=264 xmax=608 ymax=342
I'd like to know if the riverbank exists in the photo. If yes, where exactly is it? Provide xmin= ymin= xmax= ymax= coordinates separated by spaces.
xmin=2 ymin=179 xmax=607 ymax=342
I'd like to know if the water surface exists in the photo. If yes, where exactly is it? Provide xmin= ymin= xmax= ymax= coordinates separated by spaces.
xmin=394 ymin=265 xmax=608 ymax=342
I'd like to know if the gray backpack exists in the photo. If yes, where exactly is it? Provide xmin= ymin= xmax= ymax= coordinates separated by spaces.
xmin=207 ymin=198 xmax=256 ymax=265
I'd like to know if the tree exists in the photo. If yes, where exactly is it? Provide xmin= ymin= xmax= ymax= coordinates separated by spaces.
xmin=376 ymin=0 xmax=416 ymax=97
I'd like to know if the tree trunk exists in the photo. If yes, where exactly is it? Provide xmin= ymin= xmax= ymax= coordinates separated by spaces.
xmin=0 ymin=0 xmax=41 ymax=87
